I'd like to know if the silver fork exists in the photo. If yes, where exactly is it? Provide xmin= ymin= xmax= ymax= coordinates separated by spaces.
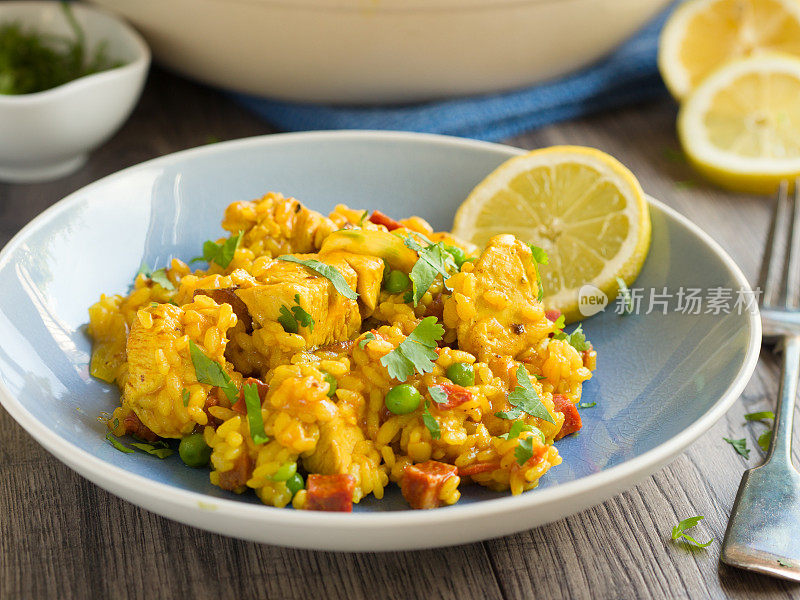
xmin=721 ymin=179 xmax=800 ymax=581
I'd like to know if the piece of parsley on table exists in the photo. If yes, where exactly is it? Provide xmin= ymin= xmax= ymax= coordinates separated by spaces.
xmin=671 ymin=516 xmax=713 ymax=548
xmin=192 ymin=231 xmax=243 ymax=269
xmin=723 ymin=437 xmax=751 ymax=459
xmin=495 ymin=366 xmax=555 ymax=424
xmin=380 ymin=317 xmax=444 ymax=382
xmin=278 ymin=256 xmax=358 ymax=300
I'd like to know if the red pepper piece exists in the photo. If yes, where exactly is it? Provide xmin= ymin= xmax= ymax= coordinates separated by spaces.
xmin=305 ymin=474 xmax=356 ymax=512
xmin=368 ymin=210 xmax=403 ymax=231
xmin=553 ymin=393 xmax=582 ymax=440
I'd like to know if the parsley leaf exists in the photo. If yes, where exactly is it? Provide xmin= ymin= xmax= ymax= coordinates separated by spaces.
xmin=106 ymin=431 xmax=134 ymax=453
xmin=758 ymin=430 xmax=772 ymax=452
xmin=422 ymin=400 xmax=441 ymax=440
xmin=182 ymin=389 xmax=190 ymax=407
xmin=552 ymin=314 xmax=565 ymax=331
xmin=380 ymin=317 xmax=445 ymax=382
xmin=498 ymin=420 xmax=532 ymax=440
xmin=130 ymin=442 xmax=173 ymax=459
xmin=135 ymin=262 xmax=175 ymax=291
xmin=671 ymin=516 xmax=713 ymax=548
xmin=428 ymin=385 xmax=448 ymax=405
xmin=554 ymin=325 xmax=590 ymax=352
xmin=192 ymin=232 xmax=243 ymax=269
xmin=242 ymin=382 xmax=269 ymax=445
xmin=515 ymin=436 xmax=534 ymax=466
xmin=359 ymin=210 xmax=368 ymax=226
xmin=188 ymin=340 xmax=238 ymax=401
xmin=778 ymin=558 xmax=793 ymax=567
xmin=529 ymin=245 xmax=549 ymax=301
xmin=616 ymin=276 xmax=633 ymax=315
xmin=501 ymin=366 xmax=555 ymax=424
xmin=534 ymin=374 xmax=547 ymax=380
xmin=578 ymin=402 xmax=596 ymax=409
xmin=277 ymin=294 xmax=315 ymax=334
xmin=278 ymin=256 xmax=358 ymax=300
xmin=404 ymin=234 xmax=457 ymax=306
xmin=744 ymin=411 xmax=775 ymax=421
xmin=723 ymin=437 xmax=750 ymax=458
xmin=358 ymin=332 xmax=376 ymax=349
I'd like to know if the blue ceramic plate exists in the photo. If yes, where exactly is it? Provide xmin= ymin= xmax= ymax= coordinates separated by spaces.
xmin=0 ymin=131 xmax=760 ymax=550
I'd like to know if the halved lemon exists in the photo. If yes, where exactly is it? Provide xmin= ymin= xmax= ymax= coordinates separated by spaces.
xmin=678 ymin=53 xmax=800 ymax=194
xmin=658 ymin=0 xmax=800 ymax=100
xmin=452 ymin=146 xmax=651 ymax=323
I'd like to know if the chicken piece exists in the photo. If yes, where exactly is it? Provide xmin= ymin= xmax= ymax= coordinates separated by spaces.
xmin=326 ymin=251 xmax=384 ymax=314
xmin=302 ymin=418 xmax=365 ymax=476
xmin=305 ymin=474 xmax=356 ymax=512
xmin=401 ymin=461 xmax=459 ymax=509
xmin=221 ymin=192 xmax=336 ymax=257
xmin=123 ymin=298 xmax=237 ymax=438
xmin=443 ymin=234 xmax=549 ymax=362
xmin=235 ymin=254 xmax=370 ymax=349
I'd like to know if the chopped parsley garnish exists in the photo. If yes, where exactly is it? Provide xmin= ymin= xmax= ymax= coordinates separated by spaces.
xmin=358 ymin=332 xmax=376 ymax=349
xmin=278 ymin=256 xmax=358 ymax=300
xmin=112 ymin=418 xmax=119 ymax=429
xmin=529 ymin=245 xmax=548 ymax=301
xmin=358 ymin=210 xmax=368 ymax=226
xmin=616 ymin=277 xmax=634 ymax=315
xmin=106 ymin=432 xmax=134 ymax=453
xmin=744 ymin=411 xmax=775 ymax=421
xmin=758 ymin=430 xmax=772 ymax=452
xmin=534 ymin=374 xmax=547 ymax=380
xmin=404 ymin=234 xmax=457 ymax=305
xmin=278 ymin=294 xmax=315 ymax=334
xmin=554 ymin=324 xmax=590 ymax=352
xmin=192 ymin=231 xmax=243 ymax=269
xmin=578 ymin=402 xmax=597 ymax=409
xmin=552 ymin=314 xmax=565 ymax=330
xmin=130 ymin=441 xmax=173 ymax=459
xmin=499 ymin=420 xmax=532 ymax=440
xmin=422 ymin=400 xmax=441 ymax=440
xmin=182 ymin=389 xmax=190 ymax=407
xmin=380 ymin=316 xmax=445 ymax=382
xmin=515 ymin=436 xmax=535 ymax=466
xmin=188 ymin=340 xmax=238 ymax=401
xmin=495 ymin=366 xmax=555 ymax=424
xmin=242 ymin=382 xmax=269 ymax=445
xmin=428 ymin=385 xmax=448 ymax=405
xmin=723 ymin=437 xmax=750 ymax=459
xmin=135 ymin=262 xmax=175 ymax=291
xmin=671 ymin=516 xmax=713 ymax=548
xmin=778 ymin=558 xmax=793 ymax=567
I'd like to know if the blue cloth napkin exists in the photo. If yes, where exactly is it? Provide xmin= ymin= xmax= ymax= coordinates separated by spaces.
xmin=233 ymin=6 xmax=673 ymax=142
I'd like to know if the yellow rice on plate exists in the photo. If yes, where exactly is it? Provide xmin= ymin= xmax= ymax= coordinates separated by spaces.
xmin=87 ymin=192 xmax=596 ymax=511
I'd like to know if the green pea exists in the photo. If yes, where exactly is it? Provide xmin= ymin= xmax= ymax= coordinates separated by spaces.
xmin=179 ymin=433 xmax=212 ymax=468
xmin=272 ymin=462 xmax=297 ymax=481
xmin=384 ymin=383 xmax=422 ymax=415
xmin=286 ymin=472 xmax=305 ymax=497
xmin=444 ymin=244 xmax=467 ymax=268
xmin=446 ymin=362 xmax=475 ymax=387
xmin=384 ymin=270 xmax=410 ymax=294
xmin=323 ymin=372 xmax=337 ymax=397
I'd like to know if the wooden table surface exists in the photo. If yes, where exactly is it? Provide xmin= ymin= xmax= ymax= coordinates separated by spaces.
xmin=1 ymin=68 xmax=798 ymax=600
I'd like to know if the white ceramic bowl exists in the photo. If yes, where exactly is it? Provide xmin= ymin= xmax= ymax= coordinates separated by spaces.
xmin=89 ymin=0 xmax=670 ymax=104
xmin=0 ymin=2 xmax=150 ymax=183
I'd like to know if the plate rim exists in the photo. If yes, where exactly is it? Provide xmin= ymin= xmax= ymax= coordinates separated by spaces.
xmin=0 ymin=130 xmax=762 ymax=533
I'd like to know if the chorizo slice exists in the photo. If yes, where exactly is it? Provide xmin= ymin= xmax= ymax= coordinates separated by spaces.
xmin=305 ymin=474 xmax=356 ymax=512
xmin=401 ymin=461 xmax=458 ymax=509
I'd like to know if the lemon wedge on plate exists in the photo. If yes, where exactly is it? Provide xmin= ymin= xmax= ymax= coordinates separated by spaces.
xmin=678 ymin=53 xmax=800 ymax=194
xmin=658 ymin=0 xmax=800 ymax=100
xmin=452 ymin=146 xmax=651 ymax=323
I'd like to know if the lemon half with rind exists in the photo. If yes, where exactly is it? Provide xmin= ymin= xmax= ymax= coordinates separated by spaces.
xmin=452 ymin=146 xmax=651 ymax=323
xmin=678 ymin=53 xmax=800 ymax=194
xmin=658 ymin=0 xmax=800 ymax=100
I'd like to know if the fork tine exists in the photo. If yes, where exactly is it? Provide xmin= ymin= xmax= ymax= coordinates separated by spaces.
xmin=784 ymin=178 xmax=800 ymax=308
xmin=759 ymin=181 xmax=789 ymax=306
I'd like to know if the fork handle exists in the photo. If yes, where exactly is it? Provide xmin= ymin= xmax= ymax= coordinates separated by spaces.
xmin=766 ymin=334 xmax=800 ymax=467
